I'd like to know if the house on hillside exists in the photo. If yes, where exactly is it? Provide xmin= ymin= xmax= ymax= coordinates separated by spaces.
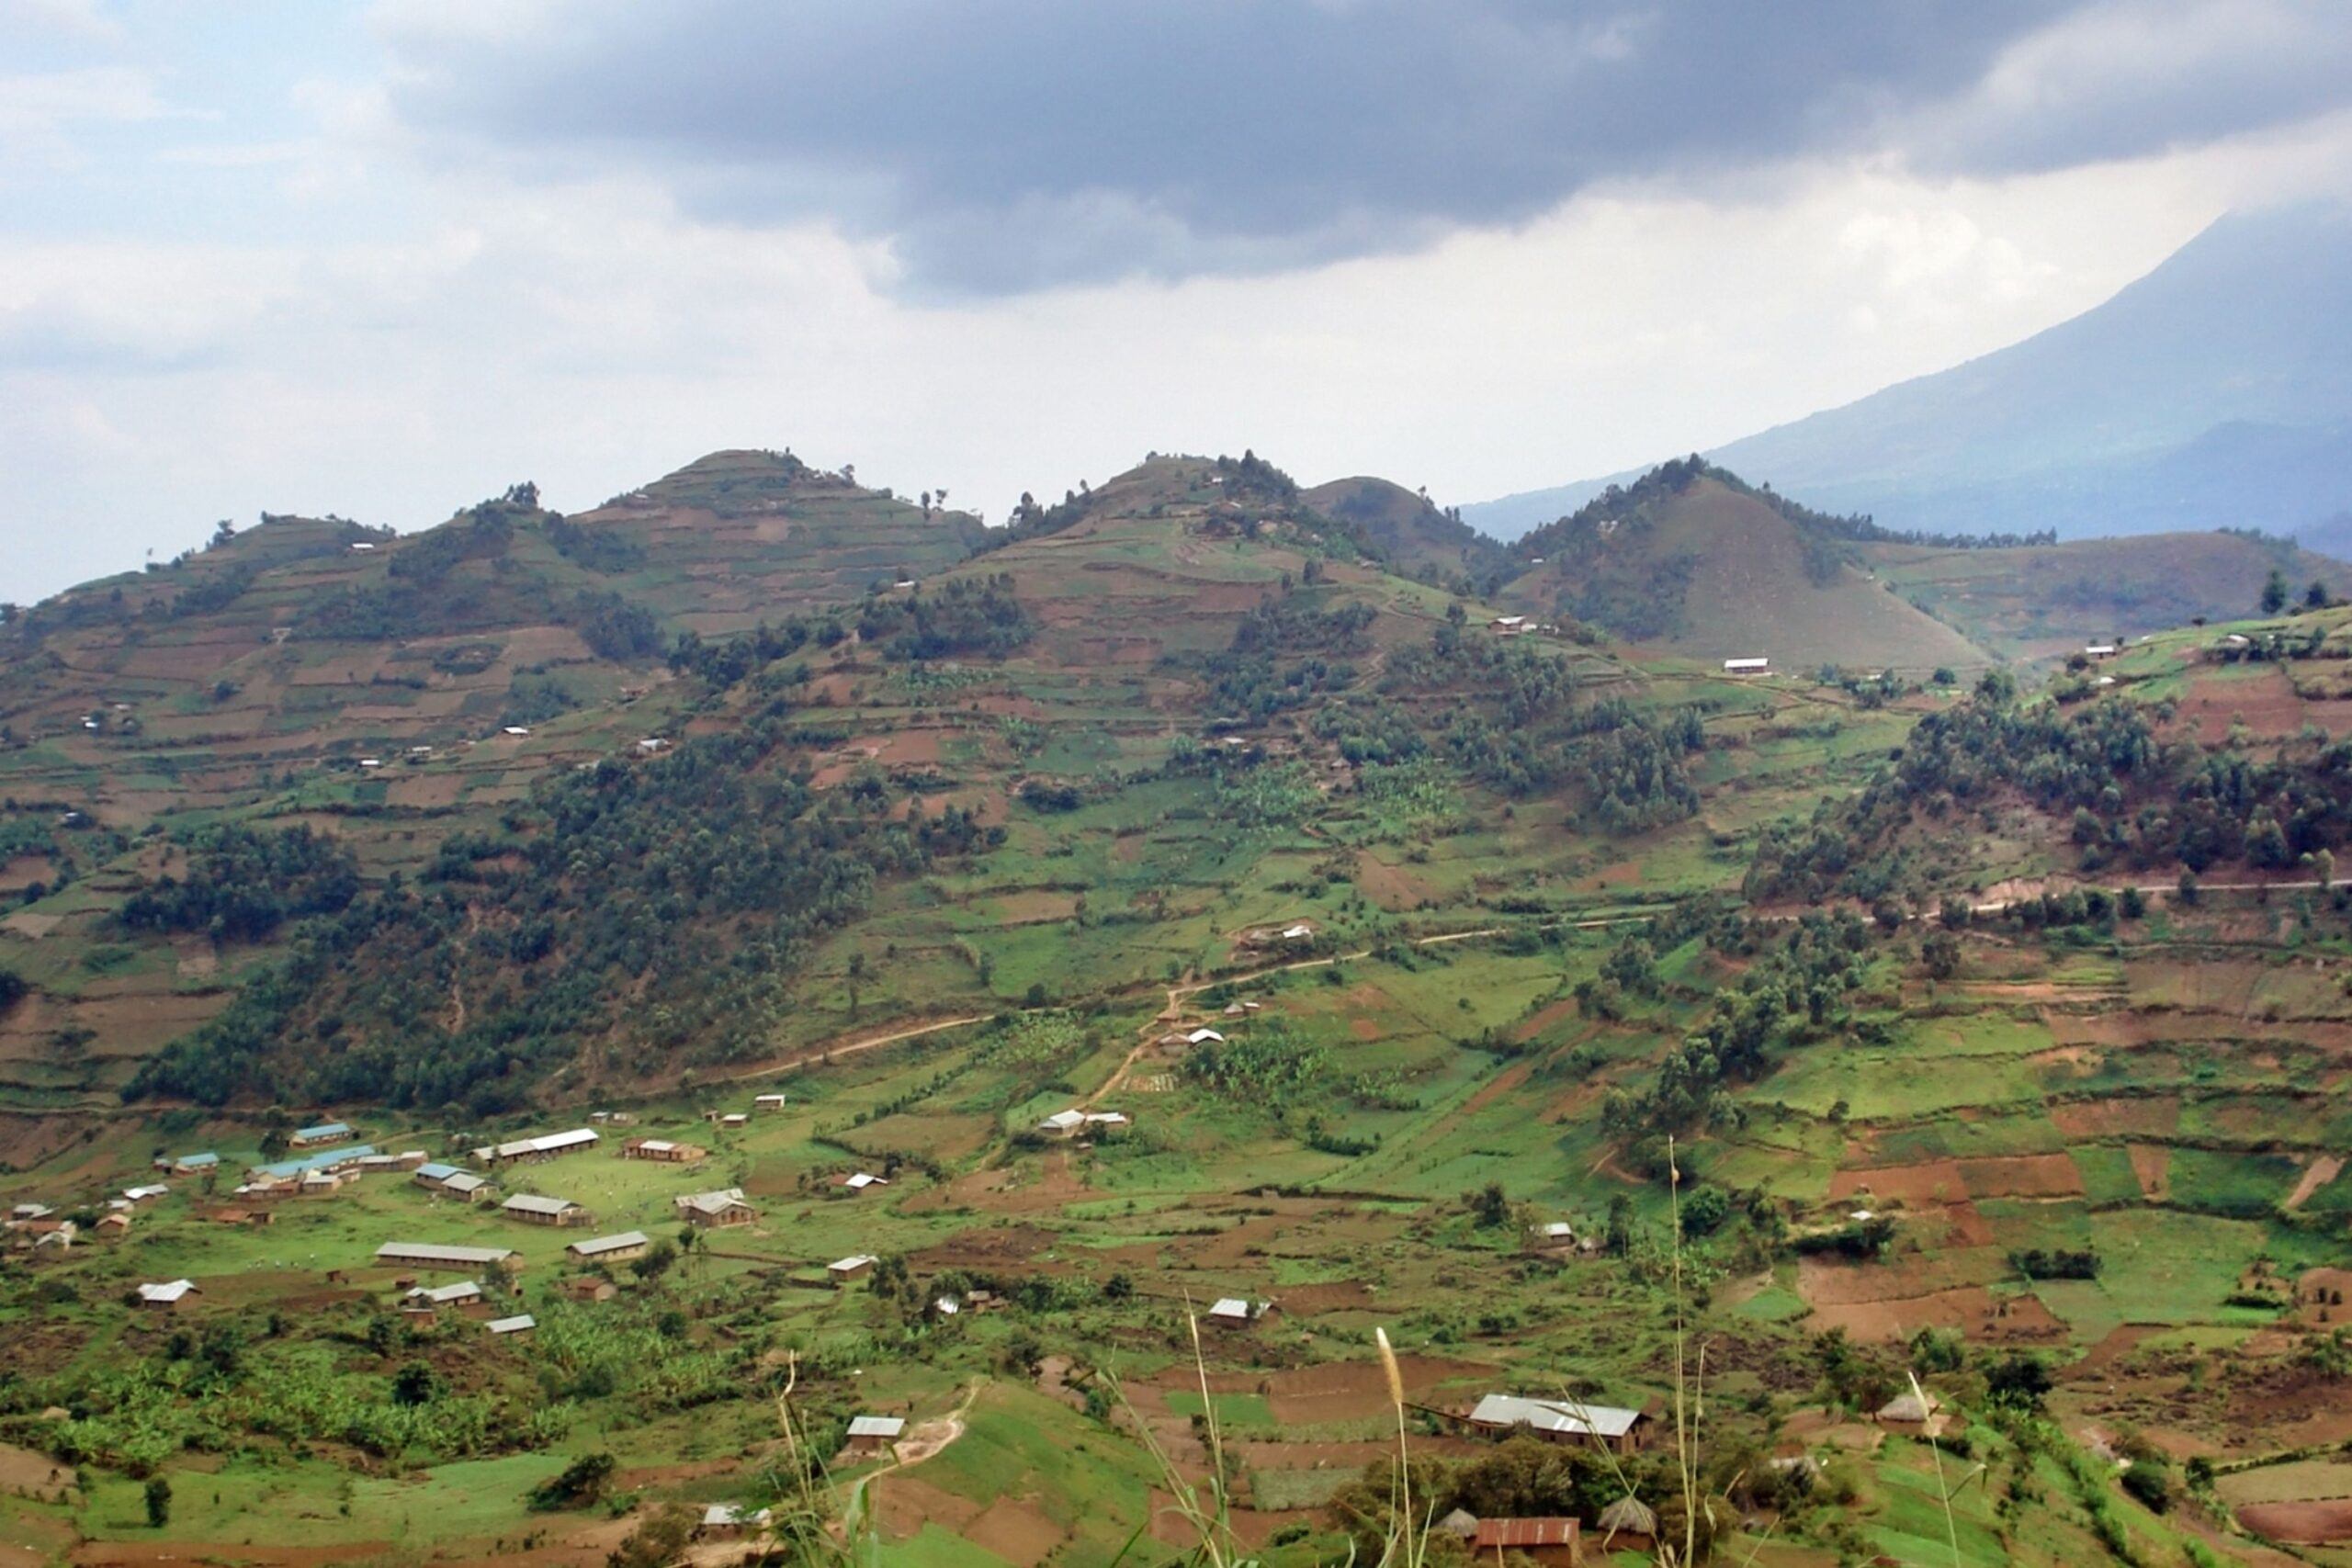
xmin=136 ymin=1280 xmax=198 ymax=1311
xmin=474 ymin=1128 xmax=598 ymax=1166
xmin=161 ymin=1153 xmax=219 ymax=1177
xmin=438 ymin=1172 xmax=493 ymax=1203
xmin=1875 ymin=1389 xmax=1946 ymax=1437
xmin=401 ymin=1280 xmax=485 ymax=1319
xmin=375 ymin=1241 xmax=518 ymax=1273
xmin=835 ymin=1171 xmax=889 ymax=1193
xmin=95 ymin=1212 xmax=132 ymax=1237
xmin=567 ymin=1230 xmax=650 ymax=1265
xmin=1467 ymin=1393 xmax=1651 ymax=1454
xmin=11 ymin=1219 xmax=74 ymax=1252
xmin=1490 ymin=615 xmax=1528 ymax=637
xmin=208 ymin=1207 xmax=271 ymax=1227
xmin=828 ymin=1254 xmax=878 ymax=1286
xmin=842 ymin=1415 xmax=905 ymax=1458
xmin=675 ymin=1189 xmax=756 ymax=1228
xmin=587 ymin=1110 xmax=637 ymax=1126
xmin=753 ymin=1093 xmax=788 ymax=1111
xmin=699 ymin=1505 xmax=774 ymax=1540
xmin=501 ymin=1194 xmax=587 ymax=1227
xmin=1470 ymin=1518 xmax=1580 ymax=1566
xmin=1595 ymin=1496 xmax=1657 ymax=1553
xmin=1206 ymin=1298 xmax=1273 ymax=1328
xmin=560 ymin=1276 xmax=618 ymax=1303
xmin=1527 ymin=1221 xmax=1577 ymax=1254
xmin=120 ymin=1184 xmax=169 ymax=1205
xmin=485 ymin=1314 xmax=536 ymax=1337
xmin=289 ymin=1121 xmax=355 ymax=1148
xmin=620 ymin=1137 xmax=707 ymax=1163
xmin=1186 ymin=1027 xmax=1225 ymax=1046
xmin=2084 ymin=643 xmax=2119 ymax=660
xmin=1724 ymin=657 xmax=1770 ymax=675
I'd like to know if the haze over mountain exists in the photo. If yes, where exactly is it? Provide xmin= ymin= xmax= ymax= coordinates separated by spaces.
xmin=1465 ymin=204 xmax=2352 ymax=546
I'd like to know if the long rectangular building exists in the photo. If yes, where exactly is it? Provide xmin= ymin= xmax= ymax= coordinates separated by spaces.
xmin=376 ymin=1241 xmax=519 ymax=1272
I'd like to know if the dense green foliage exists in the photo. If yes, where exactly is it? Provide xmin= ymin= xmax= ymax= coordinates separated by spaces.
xmin=119 ymin=824 xmax=361 ymax=944
xmin=854 ymin=575 xmax=1033 ymax=660
xmin=130 ymin=718 xmax=1001 ymax=1109
xmin=1749 ymin=690 xmax=2352 ymax=901
xmin=1602 ymin=910 xmax=1873 ymax=1145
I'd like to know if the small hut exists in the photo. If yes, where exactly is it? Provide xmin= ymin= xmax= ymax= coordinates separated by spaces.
xmin=1595 ymin=1495 xmax=1657 ymax=1552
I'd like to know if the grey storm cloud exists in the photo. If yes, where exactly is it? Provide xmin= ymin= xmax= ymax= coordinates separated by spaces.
xmin=380 ymin=0 xmax=2352 ymax=294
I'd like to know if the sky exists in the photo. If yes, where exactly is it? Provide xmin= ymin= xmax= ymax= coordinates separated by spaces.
xmin=4 ymin=0 xmax=2350 ymax=603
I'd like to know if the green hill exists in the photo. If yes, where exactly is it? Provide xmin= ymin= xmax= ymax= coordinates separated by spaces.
xmin=562 ymin=448 xmax=991 ymax=632
xmin=1301 ymin=474 xmax=1509 ymax=586
xmin=1497 ymin=462 xmax=1992 ymax=673
xmin=8 ymin=446 xmax=2352 ymax=1568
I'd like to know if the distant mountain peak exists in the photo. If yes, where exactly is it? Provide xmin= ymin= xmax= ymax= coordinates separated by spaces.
xmin=1466 ymin=200 xmax=2352 ymax=546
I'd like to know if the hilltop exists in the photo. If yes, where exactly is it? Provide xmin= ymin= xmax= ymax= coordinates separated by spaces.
xmin=1301 ymin=475 xmax=1509 ymax=586
xmin=1492 ymin=460 xmax=1991 ymax=673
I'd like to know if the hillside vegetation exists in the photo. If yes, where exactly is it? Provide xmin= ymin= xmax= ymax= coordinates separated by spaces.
xmin=4 ymin=446 xmax=2352 ymax=1567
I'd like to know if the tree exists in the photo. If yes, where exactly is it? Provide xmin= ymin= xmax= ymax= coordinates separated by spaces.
xmin=391 ymin=1359 xmax=440 ymax=1406
xmin=1973 ymin=668 xmax=2017 ymax=705
xmin=1468 ymin=1180 xmax=1510 ymax=1228
xmin=144 ymin=1475 xmax=172 ymax=1528
xmin=528 ymin=1451 xmax=616 ymax=1511
xmin=607 ymin=1502 xmax=695 ymax=1567
xmin=1921 ymin=931 xmax=1962 ymax=981
xmin=2262 ymin=568 xmax=2290 ymax=615
xmin=2308 ymin=580 xmax=2332 ymax=611
xmin=630 ymin=1237 xmax=677 ymax=1282
xmin=2175 ymin=868 xmax=2199 ymax=906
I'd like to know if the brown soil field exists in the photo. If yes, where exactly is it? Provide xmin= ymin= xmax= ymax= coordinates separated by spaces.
xmin=2173 ymin=666 xmax=2312 ymax=744
xmin=1806 ymin=1284 xmax=2066 ymax=1343
xmin=873 ymin=1472 xmax=984 ymax=1538
xmin=1797 ymin=1247 xmax=2007 ymax=1307
xmin=1351 ymin=851 xmax=1437 ymax=910
xmin=2128 ymin=1143 xmax=2172 ymax=1200
xmin=1258 ymin=1353 xmax=1498 ymax=1424
xmin=0 ymin=1439 xmax=75 ymax=1498
xmin=963 ymin=1495 xmax=1063 ymax=1565
xmin=385 ymin=774 xmax=466 ymax=808
xmin=2049 ymin=1096 xmax=2183 ymax=1137
xmin=1828 ymin=1160 xmax=1966 ymax=1203
xmin=0 ymin=855 xmax=58 ymax=895
xmin=2287 ymin=1155 xmax=2346 ymax=1212
xmin=2237 ymin=1500 xmax=2352 ymax=1545
xmin=2300 ymin=1268 xmax=2352 ymax=1306
xmin=1459 ymin=1062 xmax=1530 ymax=1117
xmin=1965 ymin=1154 xmax=2086 ymax=1199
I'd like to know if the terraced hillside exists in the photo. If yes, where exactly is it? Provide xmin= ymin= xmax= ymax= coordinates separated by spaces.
xmin=4 ymin=450 xmax=2352 ymax=1567
xmin=1864 ymin=530 xmax=2352 ymax=660
xmin=560 ymin=448 xmax=991 ymax=633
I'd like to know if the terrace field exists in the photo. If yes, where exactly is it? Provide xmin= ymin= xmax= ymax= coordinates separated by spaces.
xmin=1 ymin=451 xmax=2350 ymax=1564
